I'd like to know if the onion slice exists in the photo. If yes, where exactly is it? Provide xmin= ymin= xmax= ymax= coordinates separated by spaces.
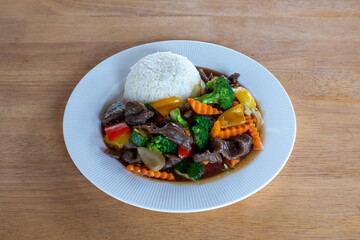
xmin=137 ymin=147 xmax=165 ymax=171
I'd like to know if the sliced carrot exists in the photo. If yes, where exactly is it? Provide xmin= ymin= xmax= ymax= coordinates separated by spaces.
xmin=210 ymin=120 xmax=221 ymax=138
xmin=200 ymin=161 xmax=209 ymax=165
xmin=248 ymin=125 xmax=263 ymax=150
xmin=231 ymin=159 xmax=240 ymax=167
xmin=126 ymin=165 xmax=134 ymax=171
xmin=184 ymin=129 xmax=191 ymax=136
xmin=126 ymin=164 xmax=175 ymax=181
xmin=154 ymin=171 xmax=161 ymax=178
xmin=232 ymin=101 xmax=240 ymax=106
xmin=160 ymin=172 xmax=168 ymax=180
xmin=224 ymin=158 xmax=240 ymax=168
xmin=229 ymin=159 xmax=240 ymax=168
xmin=211 ymin=117 xmax=257 ymax=139
xmin=166 ymin=174 xmax=175 ymax=181
xmin=140 ymin=168 xmax=148 ymax=175
xmin=148 ymin=170 xmax=155 ymax=177
xmin=211 ymin=122 xmax=254 ymax=139
xmin=134 ymin=166 xmax=141 ymax=173
xmin=187 ymin=98 xmax=222 ymax=115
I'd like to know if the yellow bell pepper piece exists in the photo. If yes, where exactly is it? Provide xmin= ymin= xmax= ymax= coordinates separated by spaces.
xmin=104 ymin=132 xmax=131 ymax=149
xmin=218 ymin=104 xmax=246 ymax=129
xmin=233 ymin=87 xmax=256 ymax=109
xmin=149 ymin=97 xmax=183 ymax=116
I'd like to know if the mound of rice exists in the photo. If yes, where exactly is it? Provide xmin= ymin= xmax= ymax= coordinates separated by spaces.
xmin=124 ymin=52 xmax=204 ymax=103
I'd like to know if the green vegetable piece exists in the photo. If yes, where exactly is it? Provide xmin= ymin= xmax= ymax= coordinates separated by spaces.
xmin=144 ymin=103 xmax=157 ymax=113
xmin=223 ymin=163 xmax=235 ymax=171
xmin=148 ymin=135 xmax=178 ymax=154
xmin=169 ymin=108 xmax=192 ymax=133
xmin=186 ymin=162 xmax=205 ymax=181
xmin=129 ymin=129 xmax=149 ymax=147
xmin=144 ymin=103 xmax=158 ymax=121
xmin=175 ymin=158 xmax=205 ymax=181
xmin=194 ymin=76 xmax=234 ymax=110
xmin=191 ymin=116 xmax=213 ymax=151
xmin=174 ymin=157 xmax=193 ymax=173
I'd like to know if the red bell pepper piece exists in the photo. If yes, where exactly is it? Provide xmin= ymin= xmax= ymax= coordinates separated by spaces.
xmin=178 ymin=144 xmax=195 ymax=159
xmin=104 ymin=122 xmax=131 ymax=141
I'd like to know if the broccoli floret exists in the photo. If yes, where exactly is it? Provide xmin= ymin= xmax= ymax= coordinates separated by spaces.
xmin=175 ymin=158 xmax=205 ymax=181
xmin=129 ymin=129 xmax=149 ymax=147
xmin=148 ymin=135 xmax=178 ymax=154
xmin=175 ymin=157 xmax=192 ymax=173
xmin=169 ymin=108 xmax=192 ymax=133
xmin=194 ymin=76 xmax=234 ymax=110
xmin=191 ymin=116 xmax=213 ymax=151
xmin=187 ymin=162 xmax=205 ymax=181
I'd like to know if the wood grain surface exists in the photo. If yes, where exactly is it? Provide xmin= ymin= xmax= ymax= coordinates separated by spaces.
xmin=1 ymin=0 xmax=359 ymax=239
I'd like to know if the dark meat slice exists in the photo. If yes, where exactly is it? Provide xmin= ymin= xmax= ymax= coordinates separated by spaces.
xmin=197 ymin=68 xmax=209 ymax=83
xmin=135 ymin=122 xmax=193 ymax=149
xmin=161 ymin=154 xmax=182 ymax=170
xmin=161 ymin=115 xmax=172 ymax=125
xmin=211 ymin=134 xmax=252 ymax=160
xmin=124 ymin=101 xmax=154 ymax=126
xmin=227 ymin=73 xmax=241 ymax=88
xmin=101 ymin=101 xmax=126 ymax=126
xmin=183 ymin=110 xmax=193 ymax=119
xmin=104 ymin=149 xmax=122 ymax=160
xmin=193 ymin=150 xmax=223 ymax=163
xmin=232 ymin=134 xmax=253 ymax=150
xmin=182 ymin=109 xmax=196 ymax=124
xmin=122 ymin=150 xmax=142 ymax=164
xmin=208 ymin=73 xmax=214 ymax=80
xmin=155 ymin=122 xmax=194 ymax=149
xmin=123 ymin=142 xmax=137 ymax=149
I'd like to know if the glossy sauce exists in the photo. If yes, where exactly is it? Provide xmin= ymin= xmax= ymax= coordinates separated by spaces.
xmin=197 ymin=67 xmax=227 ymax=78
xmin=181 ymin=67 xmax=263 ymax=183
xmin=103 ymin=67 xmax=264 ymax=183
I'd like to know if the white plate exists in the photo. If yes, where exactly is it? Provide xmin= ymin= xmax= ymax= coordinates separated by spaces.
xmin=63 ymin=40 xmax=296 ymax=213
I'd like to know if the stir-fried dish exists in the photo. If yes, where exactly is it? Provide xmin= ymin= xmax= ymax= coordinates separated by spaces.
xmin=101 ymin=68 xmax=264 ymax=182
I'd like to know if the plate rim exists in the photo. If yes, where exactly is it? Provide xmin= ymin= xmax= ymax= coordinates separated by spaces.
xmin=63 ymin=40 xmax=296 ymax=213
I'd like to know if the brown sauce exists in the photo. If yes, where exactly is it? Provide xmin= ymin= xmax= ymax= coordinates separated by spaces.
xmin=194 ymin=147 xmax=260 ymax=184
xmin=190 ymin=67 xmax=262 ymax=183
xmin=103 ymin=67 xmax=264 ymax=183
xmin=196 ymin=67 xmax=227 ymax=78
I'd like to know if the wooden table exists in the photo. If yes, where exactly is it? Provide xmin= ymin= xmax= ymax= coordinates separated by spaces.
xmin=1 ymin=1 xmax=359 ymax=239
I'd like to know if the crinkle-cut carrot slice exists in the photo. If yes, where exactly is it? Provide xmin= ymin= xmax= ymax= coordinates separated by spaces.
xmin=126 ymin=164 xmax=175 ymax=181
xmin=188 ymin=98 xmax=222 ymax=115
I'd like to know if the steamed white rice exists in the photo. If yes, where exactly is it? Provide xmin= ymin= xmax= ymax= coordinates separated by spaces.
xmin=124 ymin=52 xmax=204 ymax=103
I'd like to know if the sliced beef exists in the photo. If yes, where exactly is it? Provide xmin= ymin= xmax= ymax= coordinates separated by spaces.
xmin=182 ymin=109 xmax=196 ymax=124
xmin=135 ymin=122 xmax=193 ymax=149
xmin=178 ymin=105 xmax=189 ymax=113
xmin=193 ymin=150 xmax=223 ymax=163
xmin=104 ymin=149 xmax=122 ymax=160
xmin=123 ymin=142 xmax=137 ymax=149
xmin=122 ymin=150 xmax=142 ymax=164
xmin=211 ymin=134 xmax=252 ymax=160
xmin=227 ymin=73 xmax=241 ymax=88
xmin=161 ymin=154 xmax=182 ymax=170
xmin=197 ymin=68 xmax=209 ymax=83
xmin=183 ymin=110 xmax=193 ymax=119
xmin=161 ymin=115 xmax=172 ymax=125
xmin=101 ymin=101 xmax=126 ymax=126
xmin=208 ymin=72 xmax=214 ymax=80
xmin=124 ymin=101 xmax=154 ymax=126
